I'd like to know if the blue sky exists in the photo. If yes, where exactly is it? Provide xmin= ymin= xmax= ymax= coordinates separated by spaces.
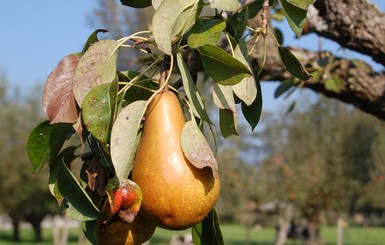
xmin=1 ymin=1 xmax=384 ymax=112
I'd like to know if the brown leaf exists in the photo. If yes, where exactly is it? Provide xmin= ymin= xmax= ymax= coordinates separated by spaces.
xmin=85 ymin=156 xmax=106 ymax=196
xmin=43 ymin=54 xmax=80 ymax=123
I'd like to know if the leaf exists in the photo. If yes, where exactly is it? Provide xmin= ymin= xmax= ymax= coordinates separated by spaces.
xmin=278 ymin=0 xmax=308 ymax=36
xmin=152 ymin=0 xmax=200 ymax=54
xmin=82 ymin=29 xmax=108 ymax=54
xmin=176 ymin=53 xmax=212 ymax=123
xmin=286 ymin=0 xmax=316 ymax=10
xmin=241 ymin=79 xmax=262 ymax=131
xmin=232 ymin=40 xmax=257 ymax=105
xmin=48 ymin=146 xmax=77 ymax=201
xmin=27 ymin=121 xmax=73 ymax=172
xmin=200 ymin=44 xmax=252 ymax=85
xmin=209 ymin=0 xmax=238 ymax=11
xmin=278 ymin=46 xmax=312 ymax=81
xmin=121 ymin=71 xmax=157 ymax=103
xmin=82 ymin=83 xmax=112 ymax=143
xmin=212 ymin=83 xmax=239 ymax=137
xmin=73 ymin=39 xmax=119 ymax=107
xmin=120 ymin=0 xmax=152 ymax=8
xmin=152 ymin=0 xmax=164 ymax=10
xmin=43 ymin=54 xmax=80 ymax=124
xmin=219 ymin=109 xmax=238 ymax=138
xmin=57 ymin=163 xmax=101 ymax=220
xmin=213 ymin=83 xmax=235 ymax=111
xmin=325 ymin=77 xmax=343 ymax=93
xmin=274 ymin=79 xmax=295 ymax=98
xmin=192 ymin=209 xmax=224 ymax=245
xmin=187 ymin=18 xmax=226 ymax=48
xmin=82 ymin=220 xmax=98 ymax=245
xmin=181 ymin=121 xmax=218 ymax=178
xmin=110 ymin=101 xmax=147 ymax=181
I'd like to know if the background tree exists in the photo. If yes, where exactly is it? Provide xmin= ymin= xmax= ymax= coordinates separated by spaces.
xmin=255 ymin=93 xmax=385 ymax=244
xmin=0 ymin=77 xmax=58 ymax=242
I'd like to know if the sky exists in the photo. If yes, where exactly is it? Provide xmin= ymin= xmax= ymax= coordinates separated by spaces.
xmin=1 ymin=0 xmax=384 ymax=112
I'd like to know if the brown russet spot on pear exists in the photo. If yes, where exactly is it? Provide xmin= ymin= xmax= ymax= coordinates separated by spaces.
xmin=132 ymin=91 xmax=220 ymax=230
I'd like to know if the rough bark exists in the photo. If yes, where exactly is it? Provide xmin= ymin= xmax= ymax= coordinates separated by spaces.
xmin=247 ymin=0 xmax=385 ymax=121
xmin=254 ymin=47 xmax=385 ymax=121
xmin=308 ymin=0 xmax=385 ymax=66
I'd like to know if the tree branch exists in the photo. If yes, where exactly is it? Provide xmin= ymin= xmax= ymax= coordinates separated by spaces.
xmin=307 ymin=0 xmax=385 ymax=66
xmin=255 ymin=47 xmax=385 ymax=121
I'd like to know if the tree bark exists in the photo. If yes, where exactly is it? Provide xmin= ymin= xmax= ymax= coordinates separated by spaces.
xmin=32 ymin=222 xmax=43 ymax=242
xmin=247 ymin=0 xmax=385 ymax=121
xmin=308 ymin=0 xmax=385 ymax=66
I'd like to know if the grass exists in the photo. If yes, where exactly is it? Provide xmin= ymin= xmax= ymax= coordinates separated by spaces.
xmin=1 ymin=224 xmax=385 ymax=244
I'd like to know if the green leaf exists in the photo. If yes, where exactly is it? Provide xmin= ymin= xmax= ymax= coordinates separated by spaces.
xmin=213 ymin=83 xmax=235 ymax=111
xmin=110 ymin=100 xmax=147 ymax=181
xmin=27 ymin=121 xmax=73 ymax=173
xmin=226 ymin=8 xmax=248 ymax=40
xmin=57 ymin=162 xmax=100 ymax=220
xmin=246 ymin=0 xmax=274 ymax=19
xmin=278 ymin=0 xmax=308 ymax=36
xmin=82 ymin=220 xmax=98 ymax=245
xmin=209 ymin=0 xmax=238 ymax=11
xmin=212 ymin=83 xmax=238 ymax=138
xmin=274 ymin=79 xmax=295 ymax=98
xmin=219 ymin=109 xmax=238 ymax=139
xmin=192 ymin=209 xmax=224 ymax=245
xmin=181 ymin=121 xmax=218 ymax=177
xmin=286 ymin=0 xmax=316 ymax=10
xmin=73 ymin=39 xmax=119 ymax=106
xmin=82 ymin=83 xmax=112 ymax=143
xmin=187 ymin=18 xmax=226 ymax=48
xmin=121 ymin=71 xmax=157 ymax=103
xmin=200 ymin=44 xmax=252 ymax=85
xmin=81 ymin=29 xmax=108 ymax=54
xmin=241 ymin=79 xmax=262 ymax=131
xmin=152 ymin=0 xmax=201 ymax=54
xmin=278 ymin=46 xmax=312 ymax=81
xmin=48 ymin=146 xmax=77 ymax=201
xmin=232 ymin=40 xmax=257 ymax=106
xmin=120 ymin=0 xmax=152 ymax=8
xmin=176 ymin=53 xmax=212 ymax=123
xmin=325 ymin=77 xmax=343 ymax=93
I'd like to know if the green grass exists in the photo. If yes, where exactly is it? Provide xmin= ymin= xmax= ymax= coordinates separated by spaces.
xmin=1 ymin=224 xmax=385 ymax=244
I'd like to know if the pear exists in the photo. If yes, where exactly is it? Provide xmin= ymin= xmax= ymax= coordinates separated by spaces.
xmin=98 ymin=214 xmax=156 ymax=245
xmin=131 ymin=91 xmax=220 ymax=230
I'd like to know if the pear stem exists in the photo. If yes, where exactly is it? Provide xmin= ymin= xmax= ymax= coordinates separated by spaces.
xmin=159 ymin=57 xmax=170 ymax=92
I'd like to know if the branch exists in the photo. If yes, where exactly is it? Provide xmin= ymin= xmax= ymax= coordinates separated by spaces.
xmin=255 ymin=47 xmax=385 ymax=121
xmin=307 ymin=0 xmax=385 ymax=66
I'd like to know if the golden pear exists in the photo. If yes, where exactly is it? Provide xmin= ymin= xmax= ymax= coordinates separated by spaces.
xmin=131 ymin=91 xmax=220 ymax=230
xmin=98 ymin=214 xmax=156 ymax=245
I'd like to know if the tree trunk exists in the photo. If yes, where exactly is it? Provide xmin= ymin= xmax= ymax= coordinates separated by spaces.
xmin=307 ymin=220 xmax=319 ymax=245
xmin=32 ymin=221 xmax=43 ymax=242
xmin=275 ymin=204 xmax=294 ymax=245
xmin=11 ymin=219 xmax=20 ymax=241
xmin=337 ymin=216 xmax=344 ymax=245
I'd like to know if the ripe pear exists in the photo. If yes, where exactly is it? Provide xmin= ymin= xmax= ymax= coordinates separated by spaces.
xmin=131 ymin=91 xmax=220 ymax=230
xmin=98 ymin=214 xmax=156 ymax=245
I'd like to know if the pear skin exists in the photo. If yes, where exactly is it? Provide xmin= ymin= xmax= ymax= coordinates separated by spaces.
xmin=132 ymin=91 xmax=220 ymax=230
xmin=98 ymin=214 xmax=156 ymax=245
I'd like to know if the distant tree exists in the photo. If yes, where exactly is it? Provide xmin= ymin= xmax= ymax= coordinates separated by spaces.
xmin=255 ymin=94 xmax=385 ymax=244
xmin=0 ymin=78 xmax=58 ymax=242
